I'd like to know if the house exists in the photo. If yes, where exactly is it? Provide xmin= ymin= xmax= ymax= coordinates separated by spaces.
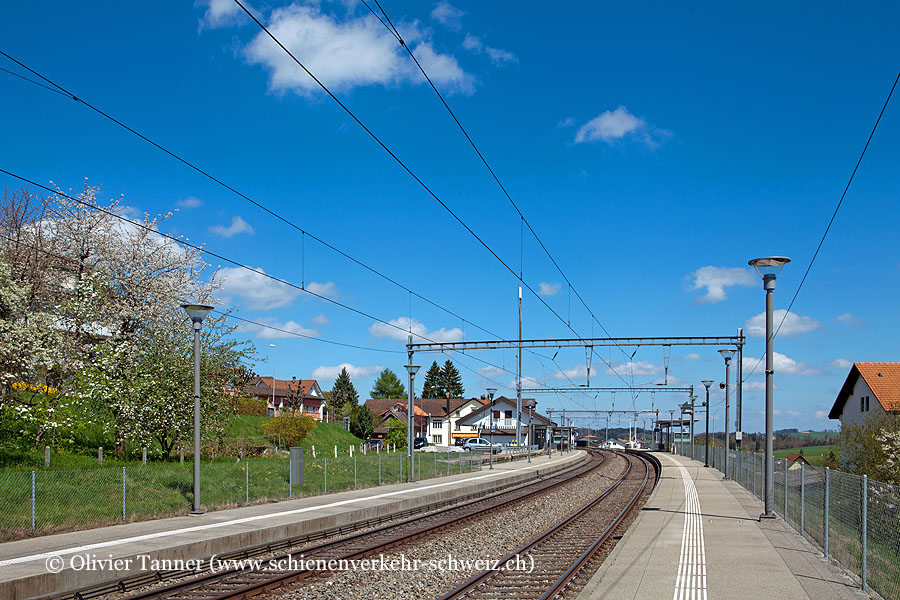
xmin=363 ymin=397 xmax=490 ymax=445
xmin=246 ymin=377 xmax=327 ymax=420
xmin=828 ymin=362 xmax=900 ymax=427
xmin=784 ymin=453 xmax=811 ymax=470
xmin=455 ymin=396 xmax=553 ymax=447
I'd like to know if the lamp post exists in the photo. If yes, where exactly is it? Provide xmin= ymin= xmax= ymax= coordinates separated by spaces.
xmin=486 ymin=388 xmax=497 ymax=469
xmin=181 ymin=303 xmax=214 ymax=515
xmin=749 ymin=256 xmax=791 ymax=519
xmin=669 ymin=410 xmax=675 ymax=453
xmin=688 ymin=394 xmax=697 ymax=458
xmin=404 ymin=363 xmax=420 ymax=482
xmin=701 ymin=380 xmax=714 ymax=467
xmin=269 ymin=343 xmax=276 ymax=416
xmin=718 ymin=349 xmax=735 ymax=478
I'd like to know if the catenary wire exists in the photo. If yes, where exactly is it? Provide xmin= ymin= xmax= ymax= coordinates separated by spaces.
xmin=742 ymin=68 xmax=900 ymax=381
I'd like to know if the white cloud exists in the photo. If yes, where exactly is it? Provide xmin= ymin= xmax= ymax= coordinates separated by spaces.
xmin=742 ymin=381 xmax=767 ymax=392
xmin=369 ymin=316 xmax=464 ymax=343
xmin=176 ymin=196 xmax=204 ymax=209
xmin=815 ymin=410 xmax=827 ymax=420
xmin=311 ymin=313 xmax=330 ymax=325
xmin=553 ymin=364 xmax=591 ymax=380
xmin=431 ymin=1 xmax=464 ymax=29
xmin=836 ymin=313 xmax=865 ymax=326
xmin=242 ymin=5 xmax=474 ymax=96
xmin=606 ymin=361 xmax=662 ymax=376
xmin=829 ymin=358 xmax=852 ymax=370
xmin=688 ymin=266 xmax=756 ymax=303
xmin=237 ymin=318 xmax=319 ymax=339
xmin=199 ymin=0 xmax=244 ymax=29
xmin=538 ymin=282 xmax=561 ymax=296
xmin=209 ymin=216 xmax=255 ymax=238
xmin=485 ymin=47 xmax=518 ymax=65
xmin=742 ymin=352 xmax=820 ymax=376
xmin=476 ymin=366 xmax=505 ymax=378
xmin=214 ymin=266 xmax=300 ymax=309
xmin=680 ymin=353 xmax=702 ymax=361
xmin=746 ymin=309 xmax=820 ymax=337
xmin=311 ymin=363 xmax=384 ymax=380
xmin=574 ymin=106 xmax=669 ymax=147
xmin=462 ymin=33 xmax=481 ymax=51
xmin=556 ymin=117 xmax=576 ymax=128
xmin=305 ymin=281 xmax=339 ymax=299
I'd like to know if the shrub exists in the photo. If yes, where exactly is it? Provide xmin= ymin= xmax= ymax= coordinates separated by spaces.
xmin=260 ymin=414 xmax=317 ymax=448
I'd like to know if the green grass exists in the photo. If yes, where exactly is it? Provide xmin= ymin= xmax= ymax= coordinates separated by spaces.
xmin=773 ymin=445 xmax=838 ymax=467
xmin=299 ymin=422 xmax=364 ymax=452
xmin=224 ymin=415 xmax=269 ymax=445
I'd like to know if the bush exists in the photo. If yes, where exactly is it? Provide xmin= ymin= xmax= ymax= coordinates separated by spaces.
xmin=260 ymin=414 xmax=317 ymax=448
xmin=232 ymin=396 xmax=267 ymax=417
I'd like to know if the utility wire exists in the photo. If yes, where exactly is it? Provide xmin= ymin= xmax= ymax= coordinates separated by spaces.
xmin=743 ymin=69 xmax=900 ymax=381
xmin=230 ymin=0 xmax=631 ymax=387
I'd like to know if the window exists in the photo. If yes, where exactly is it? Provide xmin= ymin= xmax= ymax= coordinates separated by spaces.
xmin=433 ymin=434 xmax=442 ymax=444
xmin=432 ymin=419 xmax=444 ymax=429
xmin=454 ymin=421 xmax=461 ymax=431
xmin=866 ymin=396 xmax=870 ymax=411
xmin=493 ymin=410 xmax=501 ymax=419
xmin=504 ymin=410 xmax=513 ymax=419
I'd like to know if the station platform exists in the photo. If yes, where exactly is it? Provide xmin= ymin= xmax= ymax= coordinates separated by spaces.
xmin=0 ymin=450 xmax=584 ymax=600
xmin=577 ymin=452 xmax=868 ymax=600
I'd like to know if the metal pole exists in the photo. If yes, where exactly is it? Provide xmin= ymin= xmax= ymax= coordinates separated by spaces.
xmin=800 ymin=462 xmax=805 ymax=534
xmin=736 ymin=327 xmax=743 ymax=450
xmin=122 ymin=467 xmax=126 ymax=521
xmin=191 ymin=321 xmax=202 ymax=514
xmin=354 ymin=455 xmax=357 ymax=487
xmin=862 ymin=474 xmax=867 ymax=591
xmin=527 ymin=399 xmax=532 ymax=463
xmin=784 ymin=459 xmax=788 ymax=519
xmin=489 ymin=393 xmax=494 ymax=470
xmin=324 ymin=457 xmax=328 ymax=492
xmin=245 ymin=460 xmax=249 ymax=503
xmin=31 ymin=470 xmax=35 ymax=531
xmin=762 ymin=275 xmax=776 ymax=519
xmin=724 ymin=355 xmax=731 ymax=478
xmin=824 ymin=467 xmax=830 ymax=558
xmin=516 ymin=285 xmax=522 ymax=450
xmin=406 ymin=336 xmax=417 ymax=483
xmin=705 ymin=387 xmax=710 ymax=467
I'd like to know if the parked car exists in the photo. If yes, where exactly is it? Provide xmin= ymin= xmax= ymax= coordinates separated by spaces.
xmin=362 ymin=439 xmax=384 ymax=451
xmin=413 ymin=437 xmax=428 ymax=449
xmin=462 ymin=438 xmax=502 ymax=454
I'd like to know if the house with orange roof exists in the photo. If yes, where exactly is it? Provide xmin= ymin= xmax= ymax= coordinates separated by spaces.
xmin=245 ymin=377 xmax=327 ymax=420
xmin=828 ymin=362 xmax=900 ymax=428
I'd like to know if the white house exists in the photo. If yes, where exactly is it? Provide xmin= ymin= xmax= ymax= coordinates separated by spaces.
xmin=364 ymin=397 xmax=489 ymax=445
xmin=455 ymin=396 xmax=552 ymax=447
xmin=828 ymin=362 xmax=900 ymax=427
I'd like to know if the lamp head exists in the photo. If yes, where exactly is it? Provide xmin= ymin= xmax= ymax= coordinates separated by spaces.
xmin=181 ymin=303 xmax=214 ymax=325
xmin=718 ymin=348 xmax=735 ymax=363
xmin=748 ymin=256 xmax=790 ymax=288
xmin=701 ymin=379 xmax=714 ymax=390
xmin=404 ymin=364 xmax=421 ymax=376
xmin=486 ymin=387 xmax=497 ymax=400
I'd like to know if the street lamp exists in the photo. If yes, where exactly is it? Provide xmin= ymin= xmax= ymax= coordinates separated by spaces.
xmin=181 ymin=303 xmax=214 ymax=515
xmin=688 ymin=394 xmax=697 ymax=460
xmin=701 ymin=380 xmax=714 ymax=467
xmin=404 ymin=363 xmax=420 ymax=482
xmin=749 ymin=255 xmax=791 ymax=519
xmin=269 ymin=344 xmax=276 ymax=417
xmin=486 ymin=388 xmax=497 ymax=470
xmin=719 ymin=348 xmax=735 ymax=479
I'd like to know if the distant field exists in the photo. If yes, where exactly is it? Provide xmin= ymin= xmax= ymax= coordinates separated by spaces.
xmin=774 ymin=445 xmax=838 ymax=467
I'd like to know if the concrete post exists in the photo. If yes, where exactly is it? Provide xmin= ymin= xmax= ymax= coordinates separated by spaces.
xmin=354 ymin=456 xmax=357 ymax=488
xmin=245 ymin=460 xmax=249 ymax=503
xmin=142 ymin=447 xmax=147 ymax=465
xmin=324 ymin=457 xmax=328 ymax=493
xmin=44 ymin=446 xmax=50 ymax=467
xmin=98 ymin=447 xmax=103 ymax=466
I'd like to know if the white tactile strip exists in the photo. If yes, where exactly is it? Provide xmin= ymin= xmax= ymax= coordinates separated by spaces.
xmin=674 ymin=464 xmax=707 ymax=600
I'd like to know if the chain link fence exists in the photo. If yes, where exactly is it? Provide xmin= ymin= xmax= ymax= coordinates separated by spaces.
xmin=0 ymin=449 xmax=485 ymax=541
xmin=674 ymin=444 xmax=900 ymax=599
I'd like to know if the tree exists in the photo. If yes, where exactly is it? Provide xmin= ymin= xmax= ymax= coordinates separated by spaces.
xmin=840 ymin=412 xmax=900 ymax=485
xmin=440 ymin=360 xmax=465 ymax=398
xmin=371 ymin=368 xmax=406 ymax=399
xmin=261 ymin=414 xmax=317 ymax=448
xmin=349 ymin=405 xmax=375 ymax=440
xmin=384 ymin=418 xmax=407 ymax=449
xmin=422 ymin=361 xmax=442 ymax=399
xmin=331 ymin=367 xmax=359 ymax=411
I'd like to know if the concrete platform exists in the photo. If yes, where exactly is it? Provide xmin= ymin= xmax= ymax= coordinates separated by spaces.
xmin=577 ymin=452 xmax=868 ymax=600
xmin=0 ymin=450 xmax=584 ymax=600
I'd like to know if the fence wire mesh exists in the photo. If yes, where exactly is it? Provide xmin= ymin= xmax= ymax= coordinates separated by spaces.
xmin=0 ymin=448 xmax=489 ymax=541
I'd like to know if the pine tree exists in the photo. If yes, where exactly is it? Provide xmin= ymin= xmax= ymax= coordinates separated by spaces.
xmin=422 ymin=361 xmax=442 ymax=399
xmin=349 ymin=405 xmax=375 ymax=439
xmin=440 ymin=359 xmax=465 ymax=398
xmin=331 ymin=367 xmax=359 ymax=411
xmin=370 ymin=368 xmax=406 ymax=399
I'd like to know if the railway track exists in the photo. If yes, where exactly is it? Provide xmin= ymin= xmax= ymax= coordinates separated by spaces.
xmin=438 ymin=450 xmax=658 ymax=600
xmin=87 ymin=451 xmax=609 ymax=600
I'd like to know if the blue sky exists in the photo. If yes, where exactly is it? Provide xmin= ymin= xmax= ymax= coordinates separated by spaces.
xmin=2 ymin=1 xmax=899 ymax=433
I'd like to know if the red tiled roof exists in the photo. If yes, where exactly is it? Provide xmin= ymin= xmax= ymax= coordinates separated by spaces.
xmin=785 ymin=453 xmax=810 ymax=464
xmin=830 ymin=362 xmax=900 ymax=418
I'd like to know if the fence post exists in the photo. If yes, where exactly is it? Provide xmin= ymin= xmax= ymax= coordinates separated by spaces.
xmin=434 ymin=451 xmax=437 ymax=477
xmin=800 ymin=462 xmax=805 ymax=535
xmin=245 ymin=460 xmax=249 ymax=503
xmin=379 ymin=453 xmax=382 ymax=485
xmin=98 ymin=446 xmax=103 ymax=466
xmin=824 ymin=467 xmax=830 ymax=559
xmin=289 ymin=458 xmax=292 ymax=497
xmin=122 ymin=467 xmax=126 ymax=521
xmin=354 ymin=456 xmax=357 ymax=488
xmin=447 ymin=451 xmax=450 ymax=475
xmin=784 ymin=460 xmax=788 ymax=520
xmin=44 ymin=446 xmax=50 ymax=467
xmin=142 ymin=447 xmax=147 ymax=465
xmin=31 ymin=470 xmax=35 ymax=531
xmin=861 ymin=474 xmax=867 ymax=591
xmin=324 ymin=457 xmax=328 ymax=492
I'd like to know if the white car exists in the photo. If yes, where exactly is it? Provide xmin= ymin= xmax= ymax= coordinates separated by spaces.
xmin=462 ymin=438 xmax=503 ymax=454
